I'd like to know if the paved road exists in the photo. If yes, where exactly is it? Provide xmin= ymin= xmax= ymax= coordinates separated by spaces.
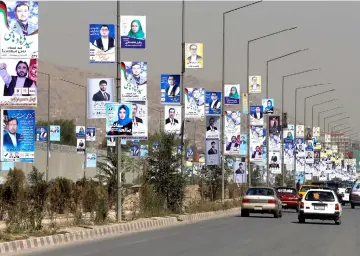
xmin=14 ymin=206 xmax=360 ymax=256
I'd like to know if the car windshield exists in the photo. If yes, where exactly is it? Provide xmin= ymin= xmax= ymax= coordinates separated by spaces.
xmin=276 ymin=188 xmax=296 ymax=194
xmin=345 ymin=188 xmax=351 ymax=193
xmin=300 ymin=186 xmax=318 ymax=192
xmin=305 ymin=191 xmax=335 ymax=202
xmin=246 ymin=188 xmax=274 ymax=196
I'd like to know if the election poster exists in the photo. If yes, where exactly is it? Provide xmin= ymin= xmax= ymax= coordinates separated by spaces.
xmin=35 ymin=126 xmax=47 ymax=142
xmin=224 ymin=84 xmax=240 ymax=105
xmin=239 ymin=134 xmax=247 ymax=156
xmin=160 ymin=74 xmax=180 ymax=104
xmin=76 ymin=139 xmax=85 ymax=154
xmin=130 ymin=101 xmax=148 ymax=140
xmin=89 ymin=24 xmax=115 ymax=63
xmin=184 ymin=88 xmax=205 ymax=119
xmin=87 ymin=78 xmax=114 ymax=119
xmin=205 ymin=116 xmax=220 ymax=139
xmin=0 ymin=1 xmax=38 ymax=59
xmin=205 ymin=139 xmax=220 ymax=166
xmin=49 ymin=125 xmax=60 ymax=141
xmin=86 ymin=127 xmax=96 ymax=141
xmin=249 ymin=76 xmax=261 ymax=93
xmin=250 ymin=105 xmax=264 ymax=126
xmin=262 ymin=99 xmax=274 ymax=114
xmin=75 ymin=125 xmax=85 ymax=139
xmin=164 ymin=105 xmax=181 ymax=135
xmin=233 ymin=159 xmax=247 ymax=184
xmin=250 ymin=125 xmax=265 ymax=162
xmin=223 ymin=111 xmax=241 ymax=155
xmin=106 ymin=103 xmax=133 ymax=139
xmin=241 ymin=93 xmax=248 ymax=114
xmin=185 ymin=43 xmax=203 ymax=69
xmin=120 ymin=15 xmax=146 ymax=49
xmin=1 ymin=109 xmax=35 ymax=162
xmin=205 ymin=91 xmax=221 ymax=115
xmin=0 ymin=58 xmax=37 ymax=106
xmin=86 ymin=153 xmax=97 ymax=168
xmin=121 ymin=61 xmax=147 ymax=101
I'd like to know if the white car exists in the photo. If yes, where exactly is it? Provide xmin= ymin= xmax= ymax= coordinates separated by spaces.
xmin=298 ymin=189 xmax=342 ymax=225
xmin=341 ymin=187 xmax=351 ymax=205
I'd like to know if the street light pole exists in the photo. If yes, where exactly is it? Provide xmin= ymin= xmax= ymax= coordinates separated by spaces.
xmin=222 ymin=0 xmax=262 ymax=200
xmin=331 ymin=122 xmax=349 ymax=132
xmin=317 ymin=106 xmax=343 ymax=130
xmin=247 ymin=26 xmax=297 ymax=186
xmin=311 ymin=98 xmax=337 ymax=131
xmin=324 ymin=115 xmax=348 ymax=133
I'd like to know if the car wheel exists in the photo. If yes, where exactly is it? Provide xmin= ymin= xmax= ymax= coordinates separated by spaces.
xmin=351 ymin=203 xmax=355 ymax=209
xmin=335 ymin=218 xmax=341 ymax=225
xmin=273 ymin=210 xmax=279 ymax=218
xmin=241 ymin=209 xmax=249 ymax=217
xmin=298 ymin=217 xmax=305 ymax=223
xmin=279 ymin=210 xmax=282 ymax=218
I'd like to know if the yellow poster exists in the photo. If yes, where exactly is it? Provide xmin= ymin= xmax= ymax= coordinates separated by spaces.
xmin=185 ymin=43 xmax=203 ymax=69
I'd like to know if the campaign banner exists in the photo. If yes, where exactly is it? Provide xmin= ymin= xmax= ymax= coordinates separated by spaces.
xmin=313 ymin=127 xmax=320 ymax=137
xmin=130 ymin=101 xmax=148 ymax=140
xmin=185 ymin=43 xmax=203 ymax=69
xmin=120 ymin=16 xmax=146 ymax=49
xmin=130 ymin=141 xmax=140 ymax=158
xmin=205 ymin=139 xmax=220 ymax=166
xmin=205 ymin=116 xmax=220 ymax=139
xmin=305 ymin=126 xmax=312 ymax=140
xmin=184 ymin=88 xmax=205 ymax=119
xmin=223 ymin=111 xmax=241 ymax=155
xmin=35 ymin=126 xmax=47 ymax=142
xmin=250 ymin=125 xmax=265 ymax=162
xmin=325 ymin=133 xmax=331 ymax=143
xmin=89 ymin=24 xmax=115 ymax=63
xmin=0 ymin=58 xmax=37 ymax=106
xmin=86 ymin=153 xmax=96 ymax=168
xmin=75 ymin=125 xmax=85 ymax=139
xmin=106 ymin=103 xmax=133 ymax=139
xmin=121 ymin=61 xmax=147 ymax=101
xmin=269 ymin=115 xmax=282 ymax=173
xmin=164 ymin=105 xmax=181 ymax=135
xmin=296 ymin=125 xmax=304 ymax=138
xmin=187 ymin=146 xmax=193 ymax=160
xmin=0 ymin=1 xmax=38 ymax=59
xmin=49 ymin=125 xmax=60 ymax=141
xmin=262 ymin=99 xmax=274 ymax=114
xmin=152 ymin=142 xmax=160 ymax=150
xmin=233 ymin=159 xmax=247 ymax=184
xmin=1 ymin=109 xmax=35 ymax=162
xmin=86 ymin=127 xmax=96 ymax=141
xmin=239 ymin=134 xmax=247 ymax=156
xmin=107 ymin=136 xmax=116 ymax=147
xmin=160 ymin=74 xmax=180 ymax=104
xmin=205 ymin=91 xmax=221 ymax=115
xmin=87 ymin=78 xmax=114 ymax=119
xmin=241 ymin=93 xmax=248 ymax=114
xmin=249 ymin=76 xmax=261 ymax=93
xmin=269 ymin=151 xmax=281 ymax=174
xmin=140 ymin=144 xmax=148 ymax=157
xmin=224 ymin=84 xmax=240 ymax=105
xmin=1 ymin=161 xmax=14 ymax=171
xmin=284 ymin=141 xmax=294 ymax=165
xmin=250 ymin=105 xmax=264 ymax=126
xmin=76 ymin=139 xmax=85 ymax=154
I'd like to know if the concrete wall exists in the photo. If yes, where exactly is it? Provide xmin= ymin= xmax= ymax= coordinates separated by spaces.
xmin=0 ymin=142 xmax=134 ymax=183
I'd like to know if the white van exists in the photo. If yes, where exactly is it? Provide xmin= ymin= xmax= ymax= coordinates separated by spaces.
xmin=350 ymin=179 xmax=360 ymax=209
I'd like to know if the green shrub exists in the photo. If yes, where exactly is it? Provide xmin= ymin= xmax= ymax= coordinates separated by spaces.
xmin=47 ymin=177 xmax=73 ymax=215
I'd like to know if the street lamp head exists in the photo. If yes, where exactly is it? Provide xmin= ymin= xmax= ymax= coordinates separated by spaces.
xmin=288 ymin=26 xmax=298 ymax=31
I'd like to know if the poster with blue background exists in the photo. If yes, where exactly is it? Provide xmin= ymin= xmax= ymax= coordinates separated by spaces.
xmin=49 ymin=125 xmax=60 ymax=141
xmin=1 ymin=161 xmax=14 ymax=171
xmin=160 ymin=74 xmax=181 ymax=104
xmin=152 ymin=142 xmax=160 ymax=150
xmin=239 ymin=134 xmax=247 ymax=156
xmin=120 ymin=15 xmax=146 ymax=49
xmin=35 ymin=126 xmax=48 ymax=142
xmin=205 ymin=91 xmax=222 ymax=115
xmin=86 ymin=153 xmax=97 ymax=168
xmin=1 ymin=109 xmax=35 ymax=163
xmin=89 ymin=24 xmax=116 ymax=63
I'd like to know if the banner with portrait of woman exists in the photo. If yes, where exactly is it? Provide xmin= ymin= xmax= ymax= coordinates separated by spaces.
xmin=105 ymin=103 xmax=133 ymax=139
xmin=224 ymin=84 xmax=240 ymax=105
xmin=120 ymin=15 xmax=146 ymax=49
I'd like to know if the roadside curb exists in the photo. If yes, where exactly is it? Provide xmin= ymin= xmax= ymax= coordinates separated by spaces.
xmin=0 ymin=207 xmax=241 ymax=254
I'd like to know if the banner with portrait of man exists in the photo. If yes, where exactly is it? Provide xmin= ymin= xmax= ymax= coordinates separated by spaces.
xmin=87 ymin=78 xmax=114 ymax=119
xmin=250 ymin=105 xmax=264 ymax=126
xmin=76 ymin=138 xmax=85 ymax=154
xmin=185 ymin=43 xmax=203 ymax=69
xmin=35 ymin=126 xmax=47 ymax=142
xmin=248 ymin=76 xmax=261 ymax=93
xmin=205 ymin=139 xmax=220 ymax=166
xmin=223 ymin=111 xmax=241 ymax=156
xmin=205 ymin=91 xmax=221 ymax=115
xmin=0 ymin=58 xmax=37 ymax=106
xmin=205 ymin=116 xmax=220 ymax=139
xmin=269 ymin=151 xmax=281 ymax=174
xmin=164 ymin=105 xmax=181 ymax=135
xmin=184 ymin=88 xmax=205 ymax=119
xmin=86 ymin=127 xmax=96 ymax=141
xmin=239 ymin=134 xmax=247 ymax=156
xmin=313 ymin=127 xmax=320 ymax=137
xmin=49 ymin=125 xmax=60 ymax=141
xmin=121 ymin=61 xmax=147 ymax=101
xmin=129 ymin=101 xmax=148 ymax=140
xmin=160 ymin=74 xmax=180 ymax=104
xmin=1 ymin=109 xmax=35 ymax=163
xmin=105 ymin=102 xmax=133 ymax=139
xmin=0 ymin=1 xmax=38 ymax=59
xmin=250 ymin=125 xmax=265 ymax=162
xmin=89 ymin=24 xmax=115 ymax=63
xmin=296 ymin=125 xmax=304 ymax=138
xmin=233 ymin=159 xmax=247 ymax=184
xmin=120 ymin=15 xmax=146 ymax=49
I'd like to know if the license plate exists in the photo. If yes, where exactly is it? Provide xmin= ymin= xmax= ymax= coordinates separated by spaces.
xmin=314 ymin=206 xmax=325 ymax=210
xmin=254 ymin=206 xmax=263 ymax=210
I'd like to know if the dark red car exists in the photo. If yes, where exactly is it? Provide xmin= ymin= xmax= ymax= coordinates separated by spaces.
xmin=275 ymin=187 xmax=300 ymax=212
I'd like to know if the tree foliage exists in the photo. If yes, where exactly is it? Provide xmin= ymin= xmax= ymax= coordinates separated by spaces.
xmin=36 ymin=119 xmax=76 ymax=146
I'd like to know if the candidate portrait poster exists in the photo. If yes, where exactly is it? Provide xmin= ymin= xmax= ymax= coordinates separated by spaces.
xmin=205 ymin=91 xmax=221 ymax=115
xmin=107 ymin=136 xmax=116 ymax=147
xmin=0 ymin=1 xmax=38 ymax=59
xmin=35 ymin=126 xmax=47 ymax=142
xmin=87 ymin=78 xmax=114 ymax=119
xmin=121 ymin=61 xmax=147 ymax=101
xmin=49 ymin=125 xmax=60 ymax=141
xmin=224 ymin=84 xmax=240 ymax=105
xmin=205 ymin=139 xmax=220 ymax=166
xmin=89 ymin=24 xmax=115 ymax=63
xmin=262 ymin=99 xmax=274 ymax=114
xmin=76 ymin=138 xmax=85 ymax=154
xmin=296 ymin=125 xmax=304 ymax=138
xmin=205 ymin=116 xmax=220 ymax=139
xmin=160 ymin=74 xmax=180 ymax=104
xmin=86 ymin=127 xmax=96 ymax=141
xmin=86 ymin=153 xmax=97 ymax=168
xmin=106 ymin=102 xmax=133 ymax=139
xmin=75 ymin=125 xmax=85 ymax=139
xmin=233 ymin=159 xmax=247 ymax=184
xmin=249 ymin=76 xmax=261 ymax=93
xmin=120 ymin=15 xmax=146 ymax=49
xmin=1 ymin=109 xmax=35 ymax=162
xmin=250 ymin=125 xmax=264 ymax=162
xmin=239 ymin=134 xmax=247 ymax=156
xmin=223 ymin=111 xmax=241 ymax=155
xmin=164 ymin=105 xmax=181 ymax=135
xmin=140 ymin=144 xmax=148 ymax=157
xmin=269 ymin=151 xmax=281 ymax=174
xmin=185 ymin=43 xmax=203 ymax=69
xmin=184 ymin=88 xmax=205 ymax=119
xmin=313 ymin=127 xmax=320 ymax=137
xmin=131 ymin=101 xmax=148 ymax=140
xmin=0 ymin=58 xmax=37 ymax=106
xmin=250 ymin=105 xmax=264 ymax=126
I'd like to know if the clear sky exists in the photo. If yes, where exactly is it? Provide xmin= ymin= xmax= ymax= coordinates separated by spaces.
xmin=38 ymin=1 xmax=360 ymax=135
